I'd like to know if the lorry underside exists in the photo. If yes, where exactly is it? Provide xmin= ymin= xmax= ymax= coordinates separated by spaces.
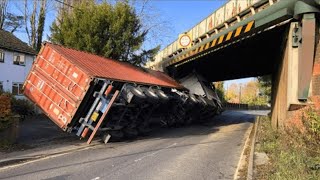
xmin=71 ymin=73 xmax=223 ymax=143
xmin=24 ymin=43 xmax=223 ymax=144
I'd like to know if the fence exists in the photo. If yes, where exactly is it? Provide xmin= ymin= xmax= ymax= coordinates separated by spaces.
xmin=223 ymin=102 xmax=270 ymax=110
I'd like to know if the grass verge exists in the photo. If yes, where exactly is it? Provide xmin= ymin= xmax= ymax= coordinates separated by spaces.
xmin=255 ymin=110 xmax=320 ymax=180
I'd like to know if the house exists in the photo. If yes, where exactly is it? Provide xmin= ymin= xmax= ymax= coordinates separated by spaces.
xmin=0 ymin=30 xmax=37 ymax=98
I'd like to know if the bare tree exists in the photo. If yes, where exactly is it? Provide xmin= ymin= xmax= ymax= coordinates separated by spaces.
xmin=0 ymin=0 xmax=8 ymax=29
xmin=131 ymin=0 xmax=174 ymax=50
xmin=29 ymin=0 xmax=37 ymax=47
xmin=36 ymin=0 xmax=46 ymax=51
xmin=23 ymin=0 xmax=47 ymax=51
xmin=1 ymin=0 xmax=24 ymax=33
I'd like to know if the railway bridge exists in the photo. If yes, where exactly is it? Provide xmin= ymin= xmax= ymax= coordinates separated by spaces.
xmin=146 ymin=0 xmax=320 ymax=128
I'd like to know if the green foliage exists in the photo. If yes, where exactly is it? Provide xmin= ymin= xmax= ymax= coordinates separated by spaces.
xmin=0 ymin=90 xmax=34 ymax=117
xmin=0 ymin=119 xmax=12 ymax=132
xmin=11 ymin=98 xmax=35 ymax=117
xmin=257 ymin=75 xmax=272 ymax=101
xmin=214 ymin=82 xmax=226 ymax=103
xmin=256 ymin=116 xmax=320 ymax=180
xmin=50 ymin=1 xmax=158 ymax=66
xmin=303 ymin=108 xmax=320 ymax=144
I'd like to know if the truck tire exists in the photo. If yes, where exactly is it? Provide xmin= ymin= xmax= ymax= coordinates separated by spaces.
xmin=141 ymin=87 xmax=159 ymax=100
xmin=188 ymin=94 xmax=198 ymax=104
xmin=197 ymin=96 xmax=207 ymax=106
xmin=129 ymin=86 xmax=146 ymax=99
xmin=155 ymin=89 xmax=169 ymax=101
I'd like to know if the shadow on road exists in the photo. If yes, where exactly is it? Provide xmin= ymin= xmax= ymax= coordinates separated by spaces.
xmin=13 ymin=110 xmax=267 ymax=150
xmin=0 ymin=110 xmax=269 ymax=179
xmin=117 ymin=110 xmax=262 ymax=143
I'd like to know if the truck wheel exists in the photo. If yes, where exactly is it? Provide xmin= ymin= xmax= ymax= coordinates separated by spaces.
xmin=188 ymin=94 xmax=198 ymax=104
xmin=141 ymin=87 xmax=159 ymax=100
xmin=129 ymin=86 xmax=146 ymax=99
xmin=155 ymin=89 xmax=169 ymax=101
xmin=197 ymin=96 xmax=207 ymax=106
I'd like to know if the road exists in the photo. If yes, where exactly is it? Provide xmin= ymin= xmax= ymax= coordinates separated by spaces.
xmin=0 ymin=111 xmax=267 ymax=180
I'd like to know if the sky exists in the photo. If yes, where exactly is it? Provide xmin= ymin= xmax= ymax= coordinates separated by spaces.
xmin=9 ymin=0 xmax=253 ymax=89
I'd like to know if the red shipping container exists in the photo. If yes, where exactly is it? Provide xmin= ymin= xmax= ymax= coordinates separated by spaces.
xmin=24 ymin=43 xmax=184 ymax=130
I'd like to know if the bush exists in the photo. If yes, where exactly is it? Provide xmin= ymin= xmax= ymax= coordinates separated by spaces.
xmin=256 ymin=114 xmax=320 ymax=180
xmin=0 ymin=90 xmax=35 ymax=120
xmin=0 ymin=94 xmax=12 ymax=118
xmin=302 ymin=108 xmax=320 ymax=145
xmin=11 ymin=98 xmax=35 ymax=118
xmin=0 ymin=92 xmax=13 ymax=132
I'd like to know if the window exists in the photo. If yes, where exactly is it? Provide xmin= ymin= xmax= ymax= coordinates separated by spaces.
xmin=0 ymin=81 xmax=3 ymax=91
xmin=13 ymin=54 xmax=25 ymax=66
xmin=12 ymin=82 xmax=23 ymax=95
xmin=0 ymin=50 xmax=4 ymax=63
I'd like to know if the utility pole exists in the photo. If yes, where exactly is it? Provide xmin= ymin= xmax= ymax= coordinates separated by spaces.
xmin=239 ymin=83 xmax=242 ymax=104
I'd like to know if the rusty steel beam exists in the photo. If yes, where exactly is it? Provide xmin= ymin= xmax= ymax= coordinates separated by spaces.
xmin=298 ymin=13 xmax=316 ymax=101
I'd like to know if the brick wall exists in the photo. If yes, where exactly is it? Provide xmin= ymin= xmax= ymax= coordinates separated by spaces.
xmin=312 ymin=39 xmax=320 ymax=108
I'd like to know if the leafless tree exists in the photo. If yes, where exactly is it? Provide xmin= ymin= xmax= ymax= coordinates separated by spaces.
xmin=131 ymin=0 xmax=174 ymax=49
xmin=22 ymin=0 xmax=47 ymax=51
xmin=0 ymin=0 xmax=8 ymax=29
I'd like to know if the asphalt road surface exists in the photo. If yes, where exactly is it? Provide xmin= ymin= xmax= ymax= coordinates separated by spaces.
xmin=0 ymin=110 xmax=268 ymax=180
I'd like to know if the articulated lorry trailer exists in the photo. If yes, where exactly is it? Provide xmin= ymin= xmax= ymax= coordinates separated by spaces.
xmin=23 ymin=43 xmax=223 ymax=144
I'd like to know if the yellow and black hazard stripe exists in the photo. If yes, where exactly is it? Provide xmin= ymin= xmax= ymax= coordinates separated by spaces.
xmin=168 ymin=21 xmax=255 ymax=66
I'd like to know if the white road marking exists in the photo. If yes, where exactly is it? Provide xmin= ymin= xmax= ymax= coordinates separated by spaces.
xmin=0 ymin=145 xmax=103 ymax=171
xmin=134 ymin=143 xmax=177 ymax=162
xmin=91 ymin=177 xmax=100 ymax=180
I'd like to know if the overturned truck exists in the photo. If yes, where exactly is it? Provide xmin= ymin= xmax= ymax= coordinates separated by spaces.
xmin=24 ymin=43 xmax=223 ymax=144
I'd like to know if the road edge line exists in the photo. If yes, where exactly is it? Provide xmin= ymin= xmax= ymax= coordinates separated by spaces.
xmin=233 ymin=121 xmax=254 ymax=180
xmin=0 ymin=141 xmax=103 ymax=170
xmin=247 ymin=117 xmax=259 ymax=180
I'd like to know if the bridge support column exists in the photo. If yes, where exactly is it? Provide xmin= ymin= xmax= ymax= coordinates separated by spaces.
xmin=271 ymin=14 xmax=317 ymax=129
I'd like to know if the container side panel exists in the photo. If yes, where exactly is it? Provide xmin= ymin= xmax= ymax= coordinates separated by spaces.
xmin=24 ymin=72 xmax=73 ymax=128
xmin=38 ymin=47 xmax=90 ymax=101
xmin=24 ymin=45 xmax=91 ymax=130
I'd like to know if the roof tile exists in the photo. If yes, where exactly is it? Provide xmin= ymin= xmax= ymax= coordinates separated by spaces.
xmin=0 ymin=30 xmax=36 ymax=55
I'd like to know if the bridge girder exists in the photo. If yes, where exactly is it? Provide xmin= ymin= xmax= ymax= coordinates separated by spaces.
xmin=151 ymin=0 xmax=320 ymax=83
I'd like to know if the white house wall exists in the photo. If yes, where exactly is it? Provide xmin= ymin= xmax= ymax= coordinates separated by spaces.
xmin=0 ymin=49 xmax=35 ymax=97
